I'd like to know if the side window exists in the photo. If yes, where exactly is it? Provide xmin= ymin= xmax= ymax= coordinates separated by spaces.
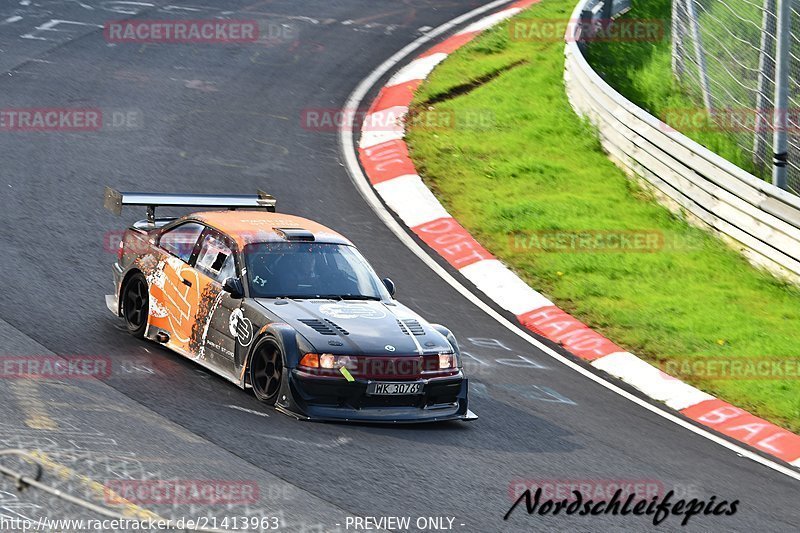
xmin=195 ymin=233 xmax=236 ymax=282
xmin=159 ymin=222 xmax=204 ymax=262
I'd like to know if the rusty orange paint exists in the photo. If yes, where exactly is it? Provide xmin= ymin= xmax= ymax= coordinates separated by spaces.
xmin=193 ymin=211 xmax=348 ymax=248
xmin=147 ymin=256 xmax=202 ymax=354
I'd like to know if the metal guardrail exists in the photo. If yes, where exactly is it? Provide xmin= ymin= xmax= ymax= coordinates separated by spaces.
xmin=564 ymin=0 xmax=800 ymax=282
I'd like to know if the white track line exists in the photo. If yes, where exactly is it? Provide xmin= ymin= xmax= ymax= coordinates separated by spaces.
xmin=338 ymin=0 xmax=800 ymax=481
xmin=226 ymin=404 xmax=270 ymax=417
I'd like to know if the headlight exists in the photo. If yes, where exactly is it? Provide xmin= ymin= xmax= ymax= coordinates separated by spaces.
xmin=300 ymin=353 xmax=357 ymax=371
xmin=334 ymin=355 xmax=355 ymax=369
xmin=438 ymin=353 xmax=455 ymax=369
xmin=299 ymin=353 xmax=319 ymax=368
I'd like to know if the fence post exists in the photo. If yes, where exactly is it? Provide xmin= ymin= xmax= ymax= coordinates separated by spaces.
xmin=578 ymin=6 xmax=594 ymax=52
xmin=772 ymin=0 xmax=791 ymax=189
xmin=671 ymin=0 xmax=686 ymax=81
xmin=684 ymin=0 xmax=713 ymax=112
xmin=601 ymin=0 xmax=613 ymax=20
xmin=753 ymin=0 xmax=776 ymax=172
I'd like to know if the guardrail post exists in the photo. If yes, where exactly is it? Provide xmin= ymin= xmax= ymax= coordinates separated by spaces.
xmin=754 ymin=0 xmax=777 ymax=173
xmin=771 ymin=0 xmax=791 ymax=190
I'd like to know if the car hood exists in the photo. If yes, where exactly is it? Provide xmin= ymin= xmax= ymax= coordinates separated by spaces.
xmin=255 ymin=298 xmax=452 ymax=356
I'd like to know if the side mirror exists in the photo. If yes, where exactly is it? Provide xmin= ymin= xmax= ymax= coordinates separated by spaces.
xmin=382 ymin=277 xmax=396 ymax=297
xmin=223 ymin=277 xmax=244 ymax=299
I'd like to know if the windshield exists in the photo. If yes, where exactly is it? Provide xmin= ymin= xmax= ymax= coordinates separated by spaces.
xmin=244 ymin=242 xmax=389 ymax=300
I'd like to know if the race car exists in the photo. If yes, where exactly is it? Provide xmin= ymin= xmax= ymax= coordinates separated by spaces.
xmin=104 ymin=188 xmax=475 ymax=422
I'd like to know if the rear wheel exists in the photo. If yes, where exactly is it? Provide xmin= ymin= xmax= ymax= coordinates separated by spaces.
xmin=249 ymin=339 xmax=283 ymax=404
xmin=122 ymin=273 xmax=148 ymax=338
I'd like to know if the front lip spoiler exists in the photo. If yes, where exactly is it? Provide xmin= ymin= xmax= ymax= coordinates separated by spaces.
xmin=277 ymin=371 xmax=475 ymax=423
xmin=107 ymin=262 xmax=124 ymax=316
xmin=105 ymin=294 xmax=119 ymax=316
xmin=275 ymin=404 xmax=478 ymax=424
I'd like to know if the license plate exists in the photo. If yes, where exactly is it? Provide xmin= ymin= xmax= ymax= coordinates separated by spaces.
xmin=367 ymin=382 xmax=423 ymax=396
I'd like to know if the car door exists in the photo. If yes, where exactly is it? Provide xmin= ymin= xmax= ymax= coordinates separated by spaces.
xmin=148 ymin=222 xmax=205 ymax=354
xmin=190 ymin=229 xmax=243 ymax=377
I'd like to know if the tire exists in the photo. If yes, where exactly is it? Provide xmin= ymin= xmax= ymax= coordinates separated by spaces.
xmin=249 ymin=338 xmax=283 ymax=404
xmin=122 ymin=272 xmax=148 ymax=338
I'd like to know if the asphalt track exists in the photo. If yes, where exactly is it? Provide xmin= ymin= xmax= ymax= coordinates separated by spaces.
xmin=0 ymin=1 xmax=798 ymax=532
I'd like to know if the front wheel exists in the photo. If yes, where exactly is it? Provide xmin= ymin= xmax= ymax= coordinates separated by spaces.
xmin=249 ymin=339 xmax=283 ymax=404
xmin=122 ymin=272 xmax=148 ymax=338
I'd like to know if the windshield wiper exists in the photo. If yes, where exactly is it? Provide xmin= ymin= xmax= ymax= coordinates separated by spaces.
xmin=313 ymin=294 xmax=382 ymax=301
xmin=267 ymin=294 xmax=382 ymax=301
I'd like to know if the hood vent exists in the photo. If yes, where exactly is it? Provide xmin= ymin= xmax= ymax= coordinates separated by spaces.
xmin=397 ymin=319 xmax=425 ymax=336
xmin=324 ymin=319 xmax=349 ymax=336
xmin=298 ymin=318 xmax=349 ymax=336
xmin=275 ymin=227 xmax=315 ymax=241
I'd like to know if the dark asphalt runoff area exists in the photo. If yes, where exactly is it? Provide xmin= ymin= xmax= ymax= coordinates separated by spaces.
xmin=0 ymin=1 xmax=797 ymax=532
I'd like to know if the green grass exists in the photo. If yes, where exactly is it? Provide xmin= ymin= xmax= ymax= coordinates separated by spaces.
xmin=406 ymin=0 xmax=800 ymax=431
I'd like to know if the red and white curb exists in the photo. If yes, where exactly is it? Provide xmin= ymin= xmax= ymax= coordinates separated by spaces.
xmin=356 ymin=0 xmax=800 ymax=467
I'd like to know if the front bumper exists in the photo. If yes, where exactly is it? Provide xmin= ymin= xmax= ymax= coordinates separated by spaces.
xmin=277 ymin=370 xmax=475 ymax=423
xmin=106 ymin=262 xmax=125 ymax=317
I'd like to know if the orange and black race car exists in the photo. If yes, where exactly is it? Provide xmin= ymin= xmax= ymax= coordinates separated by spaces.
xmin=104 ymin=189 xmax=475 ymax=422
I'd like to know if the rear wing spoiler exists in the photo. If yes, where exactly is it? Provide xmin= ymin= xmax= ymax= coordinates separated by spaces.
xmin=104 ymin=187 xmax=276 ymax=223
